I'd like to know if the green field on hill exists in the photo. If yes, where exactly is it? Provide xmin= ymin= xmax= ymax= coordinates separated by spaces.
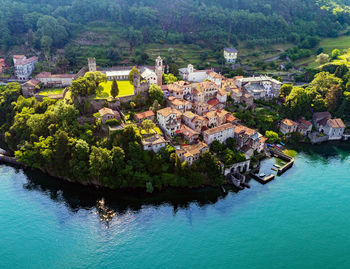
xmin=97 ymin=81 xmax=134 ymax=99
xmin=38 ymin=88 xmax=65 ymax=96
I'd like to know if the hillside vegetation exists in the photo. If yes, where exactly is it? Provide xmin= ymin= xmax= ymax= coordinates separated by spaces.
xmin=1 ymin=0 xmax=350 ymax=70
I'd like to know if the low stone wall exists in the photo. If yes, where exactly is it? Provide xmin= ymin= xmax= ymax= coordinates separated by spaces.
xmin=309 ymin=132 xmax=329 ymax=144
xmin=0 ymin=154 xmax=23 ymax=166
xmin=223 ymin=159 xmax=251 ymax=176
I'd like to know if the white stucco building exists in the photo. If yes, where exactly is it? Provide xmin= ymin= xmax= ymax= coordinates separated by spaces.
xmin=203 ymin=123 xmax=235 ymax=145
xmin=319 ymin=118 xmax=345 ymax=140
xmin=237 ymin=76 xmax=282 ymax=99
xmin=35 ymin=72 xmax=75 ymax=87
xmin=224 ymin=48 xmax=238 ymax=63
xmin=13 ymin=55 xmax=38 ymax=81
xmin=157 ymin=107 xmax=182 ymax=136
xmin=142 ymin=135 xmax=167 ymax=153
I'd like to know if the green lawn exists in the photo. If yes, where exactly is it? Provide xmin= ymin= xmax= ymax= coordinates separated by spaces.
xmin=140 ymin=127 xmax=163 ymax=135
xmin=97 ymin=81 xmax=134 ymax=99
xmin=38 ymin=88 xmax=64 ymax=96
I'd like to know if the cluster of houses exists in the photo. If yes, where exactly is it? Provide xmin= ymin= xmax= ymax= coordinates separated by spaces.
xmin=127 ymin=67 xmax=281 ymax=165
xmin=280 ymin=111 xmax=347 ymax=142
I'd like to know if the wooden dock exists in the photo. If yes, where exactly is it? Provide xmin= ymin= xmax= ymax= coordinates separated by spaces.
xmin=250 ymin=173 xmax=275 ymax=184
xmin=269 ymin=149 xmax=294 ymax=176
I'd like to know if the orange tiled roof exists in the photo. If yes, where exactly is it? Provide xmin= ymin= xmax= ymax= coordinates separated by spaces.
xmin=281 ymin=118 xmax=298 ymax=127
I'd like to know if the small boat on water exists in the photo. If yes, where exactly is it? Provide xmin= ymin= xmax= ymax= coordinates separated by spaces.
xmin=271 ymin=168 xmax=277 ymax=171
xmin=221 ymin=186 xmax=226 ymax=193
xmin=273 ymin=164 xmax=281 ymax=168
xmin=259 ymin=173 xmax=266 ymax=177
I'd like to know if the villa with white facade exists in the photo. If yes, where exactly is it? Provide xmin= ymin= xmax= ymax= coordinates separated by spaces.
xmin=13 ymin=55 xmax=38 ymax=81
xmin=203 ymin=123 xmax=235 ymax=145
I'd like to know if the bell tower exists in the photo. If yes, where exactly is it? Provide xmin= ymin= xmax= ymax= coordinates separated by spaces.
xmin=88 ymin=58 xmax=96 ymax=72
xmin=155 ymin=56 xmax=163 ymax=87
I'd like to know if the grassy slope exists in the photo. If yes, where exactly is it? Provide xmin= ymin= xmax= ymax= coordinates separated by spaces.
xmin=97 ymin=81 xmax=134 ymax=99
xmin=37 ymin=88 xmax=64 ymax=96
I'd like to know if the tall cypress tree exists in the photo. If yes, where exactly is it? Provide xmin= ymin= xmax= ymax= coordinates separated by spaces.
xmin=111 ymin=78 xmax=119 ymax=99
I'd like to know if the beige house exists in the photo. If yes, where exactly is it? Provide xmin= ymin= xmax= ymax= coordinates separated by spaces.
xmin=203 ymin=123 xmax=235 ymax=145
xmin=99 ymin=108 xmax=120 ymax=125
xmin=134 ymin=110 xmax=155 ymax=123
xmin=280 ymin=119 xmax=299 ymax=134
xmin=177 ymin=124 xmax=200 ymax=143
xmin=182 ymin=111 xmax=208 ymax=132
xmin=22 ymin=79 xmax=41 ymax=97
xmin=176 ymin=142 xmax=209 ymax=165
xmin=157 ymin=107 xmax=182 ymax=136
xmin=142 ymin=135 xmax=167 ymax=153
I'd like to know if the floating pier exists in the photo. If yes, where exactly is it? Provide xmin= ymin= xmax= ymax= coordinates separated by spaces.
xmin=250 ymin=173 xmax=275 ymax=184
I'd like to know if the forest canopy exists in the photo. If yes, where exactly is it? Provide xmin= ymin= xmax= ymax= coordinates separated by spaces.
xmin=1 ymin=0 xmax=350 ymax=52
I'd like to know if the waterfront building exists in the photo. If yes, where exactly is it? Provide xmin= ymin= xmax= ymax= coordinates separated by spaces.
xmin=234 ymin=124 xmax=262 ymax=156
xmin=312 ymin=112 xmax=332 ymax=129
xmin=176 ymin=142 xmax=209 ymax=165
xmin=280 ymin=119 xmax=298 ymax=134
xmin=297 ymin=119 xmax=313 ymax=136
xmin=319 ymin=118 xmax=345 ymax=140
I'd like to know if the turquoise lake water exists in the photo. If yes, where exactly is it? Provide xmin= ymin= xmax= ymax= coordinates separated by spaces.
xmin=0 ymin=143 xmax=350 ymax=269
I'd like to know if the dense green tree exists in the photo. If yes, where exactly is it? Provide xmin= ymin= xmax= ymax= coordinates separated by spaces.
xmin=148 ymin=84 xmax=164 ymax=104
xmin=129 ymin=67 xmax=140 ymax=84
xmin=110 ymin=78 xmax=119 ymax=99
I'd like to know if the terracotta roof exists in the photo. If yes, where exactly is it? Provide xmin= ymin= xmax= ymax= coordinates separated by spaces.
xmin=36 ymin=72 xmax=75 ymax=79
xmin=157 ymin=107 xmax=182 ymax=118
xmin=183 ymin=111 xmax=197 ymax=119
xmin=234 ymin=124 xmax=256 ymax=136
xmin=313 ymin=112 xmax=331 ymax=121
xmin=180 ymin=142 xmax=209 ymax=157
xmin=168 ymin=83 xmax=184 ymax=93
xmin=135 ymin=110 xmax=155 ymax=120
xmin=298 ymin=119 xmax=312 ymax=127
xmin=327 ymin=118 xmax=345 ymax=129
xmin=178 ymin=124 xmax=200 ymax=138
xmin=204 ymin=111 xmax=217 ymax=120
xmin=203 ymin=123 xmax=234 ymax=136
xmin=216 ymin=109 xmax=229 ymax=118
xmin=142 ymin=134 xmax=167 ymax=146
xmin=217 ymin=89 xmax=227 ymax=96
xmin=23 ymin=79 xmax=40 ymax=87
xmin=207 ymin=71 xmax=223 ymax=79
xmin=13 ymin=55 xmax=25 ymax=59
xmin=169 ymin=98 xmax=190 ymax=107
xmin=225 ymin=114 xmax=238 ymax=123
xmin=99 ymin=107 xmax=114 ymax=117
xmin=15 ymin=56 xmax=38 ymax=66
xmin=260 ymin=137 xmax=268 ymax=143
xmin=281 ymin=118 xmax=298 ymax=127
xmin=207 ymin=98 xmax=220 ymax=107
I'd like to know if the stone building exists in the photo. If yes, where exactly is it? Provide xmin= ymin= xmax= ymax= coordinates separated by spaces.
xmin=36 ymin=72 xmax=75 ymax=87
xmin=13 ymin=55 xmax=38 ymax=81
